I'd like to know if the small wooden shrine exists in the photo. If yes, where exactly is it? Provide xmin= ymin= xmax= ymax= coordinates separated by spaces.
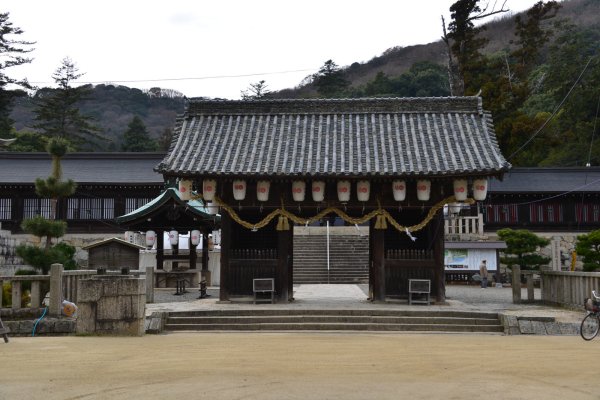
xmin=155 ymin=97 xmax=510 ymax=303
xmin=116 ymin=187 xmax=220 ymax=282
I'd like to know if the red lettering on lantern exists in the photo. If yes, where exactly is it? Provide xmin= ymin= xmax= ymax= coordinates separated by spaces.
xmin=476 ymin=185 xmax=485 ymax=191
xmin=394 ymin=185 xmax=404 ymax=190
xmin=181 ymin=187 xmax=187 ymax=192
xmin=234 ymin=184 xmax=244 ymax=190
xmin=313 ymin=187 xmax=321 ymax=192
xmin=456 ymin=187 xmax=465 ymax=192
xmin=339 ymin=187 xmax=348 ymax=193
xmin=258 ymin=187 xmax=266 ymax=193
xmin=359 ymin=187 xmax=368 ymax=193
xmin=293 ymin=188 xmax=302 ymax=193
xmin=205 ymin=186 xmax=213 ymax=191
xmin=418 ymin=185 xmax=426 ymax=191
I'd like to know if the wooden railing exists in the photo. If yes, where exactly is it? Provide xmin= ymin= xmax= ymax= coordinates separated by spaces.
xmin=444 ymin=214 xmax=484 ymax=238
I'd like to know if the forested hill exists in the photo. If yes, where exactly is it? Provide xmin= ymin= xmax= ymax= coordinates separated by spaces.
xmin=10 ymin=85 xmax=186 ymax=151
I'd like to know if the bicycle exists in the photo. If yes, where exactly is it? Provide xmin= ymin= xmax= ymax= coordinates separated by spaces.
xmin=581 ymin=290 xmax=600 ymax=341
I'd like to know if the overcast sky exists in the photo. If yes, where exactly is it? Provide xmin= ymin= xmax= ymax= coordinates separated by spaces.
xmin=4 ymin=0 xmax=543 ymax=99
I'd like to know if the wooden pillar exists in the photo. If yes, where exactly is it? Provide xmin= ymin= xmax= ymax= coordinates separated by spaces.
xmin=156 ymin=230 xmax=164 ymax=270
xmin=202 ymin=232 xmax=209 ymax=272
xmin=220 ymin=212 xmax=231 ymax=301
xmin=370 ymin=220 xmax=386 ymax=302
xmin=432 ymin=212 xmax=446 ymax=303
xmin=277 ymin=227 xmax=293 ymax=302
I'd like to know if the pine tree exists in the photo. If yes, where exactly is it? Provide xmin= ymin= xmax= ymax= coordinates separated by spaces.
xmin=31 ymin=57 xmax=102 ymax=148
xmin=121 ymin=116 xmax=158 ymax=152
xmin=0 ymin=12 xmax=34 ymax=138
xmin=314 ymin=60 xmax=349 ymax=98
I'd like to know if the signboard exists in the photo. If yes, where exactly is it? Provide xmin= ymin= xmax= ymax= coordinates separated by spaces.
xmin=445 ymin=249 xmax=497 ymax=271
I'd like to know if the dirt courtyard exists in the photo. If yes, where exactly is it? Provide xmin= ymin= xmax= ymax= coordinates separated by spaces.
xmin=1 ymin=332 xmax=599 ymax=400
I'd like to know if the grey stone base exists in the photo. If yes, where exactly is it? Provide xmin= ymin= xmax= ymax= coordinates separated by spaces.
xmin=4 ymin=317 xmax=76 ymax=336
xmin=500 ymin=314 xmax=579 ymax=335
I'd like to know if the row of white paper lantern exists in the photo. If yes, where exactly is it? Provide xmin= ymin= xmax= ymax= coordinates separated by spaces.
xmin=144 ymin=230 xmax=202 ymax=247
xmin=180 ymin=178 xmax=488 ymax=203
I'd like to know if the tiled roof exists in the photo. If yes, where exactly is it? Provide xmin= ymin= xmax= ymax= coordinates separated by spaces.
xmin=156 ymin=97 xmax=510 ymax=178
xmin=0 ymin=152 xmax=165 ymax=184
xmin=488 ymin=167 xmax=600 ymax=193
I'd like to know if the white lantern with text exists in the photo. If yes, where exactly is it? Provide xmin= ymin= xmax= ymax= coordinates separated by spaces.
xmin=473 ymin=178 xmax=488 ymax=201
xmin=190 ymin=230 xmax=201 ymax=246
xmin=312 ymin=181 xmax=325 ymax=202
xmin=206 ymin=202 xmax=218 ymax=215
xmin=232 ymin=179 xmax=246 ymax=201
xmin=168 ymin=230 xmax=179 ymax=246
xmin=416 ymin=180 xmax=431 ymax=201
xmin=145 ymin=230 xmax=156 ymax=248
xmin=453 ymin=179 xmax=468 ymax=201
xmin=257 ymin=180 xmax=270 ymax=202
xmin=178 ymin=179 xmax=193 ymax=201
xmin=292 ymin=181 xmax=306 ymax=202
xmin=392 ymin=180 xmax=406 ymax=201
xmin=357 ymin=180 xmax=370 ymax=202
xmin=337 ymin=180 xmax=351 ymax=202
xmin=203 ymin=179 xmax=216 ymax=201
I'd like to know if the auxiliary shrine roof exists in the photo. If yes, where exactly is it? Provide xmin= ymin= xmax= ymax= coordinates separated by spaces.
xmin=156 ymin=97 xmax=510 ymax=178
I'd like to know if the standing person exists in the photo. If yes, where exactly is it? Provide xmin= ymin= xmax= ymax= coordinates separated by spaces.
xmin=479 ymin=260 xmax=488 ymax=288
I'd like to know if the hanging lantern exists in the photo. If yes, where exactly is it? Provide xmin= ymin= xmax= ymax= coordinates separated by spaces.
xmin=178 ymin=179 xmax=193 ymax=201
xmin=292 ymin=181 xmax=306 ymax=202
xmin=392 ymin=180 xmax=406 ymax=202
xmin=312 ymin=181 xmax=325 ymax=202
xmin=337 ymin=180 xmax=351 ymax=202
xmin=453 ymin=179 xmax=468 ymax=201
xmin=473 ymin=178 xmax=488 ymax=201
xmin=168 ymin=230 xmax=179 ymax=246
xmin=416 ymin=179 xmax=431 ymax=201
xmin=232 ymin=179 xmax=246 ymax=201
xmin=145 ymin=230 xmax=156 ymax=247
xmin=357 ymin=180 xmax=370 ymax=202
xmin=257 ymin=180 xmax=270 ymax=202
xmin=449 ymin=203 xmax=462 ymax=215
xmin=190 ymin=230 xmax=201 ymax=246
xmin=206 ymin=202 xmax=218 ymax=215
xmin=124 ymin=231 xmax=134 ymax=243
xmin=203 ymin=179 xmax=216 ymax=201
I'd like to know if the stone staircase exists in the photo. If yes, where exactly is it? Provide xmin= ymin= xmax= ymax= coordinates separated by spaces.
xmin=161 ymin=309 xmax=504 ymax=333
xmin=293 ymin=234 xmax=369 ymax=284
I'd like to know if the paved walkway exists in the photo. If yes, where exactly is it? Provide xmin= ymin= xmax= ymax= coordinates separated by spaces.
xmin=147 ymin=284 xmax=584 ymax=324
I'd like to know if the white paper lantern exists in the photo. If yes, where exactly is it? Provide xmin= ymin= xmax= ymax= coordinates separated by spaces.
xmin=449 ymin=203 xmax=462 ymax=215
xmin=312 ymin=181 xmax=325 ymax=202
xmin=357 ymin=180 xmax=370 ymax=202
xmin=232 ymin=179 xmax=246 ymax=201
xmin=292 ymin=181 xmax=306 ymax=202
xmin=168 ymin=230 xmax=179 ymax=246
xmin=337 ymin=180 xmax=351 ymax=202
xmin=257 ymin=180 xmax=270 ymax=202
xmin=178 ymin=179 xmax=193 ymax=201
xmin=206 ymin=202 xmax=218 ymax=215
xmin=416 ymin=179 xmax=431 ymax=201
xmin=453 ymin=179 xmax=468 ymax=201
xmin=392 ymin=180 xmax=406 ymax=202
xmin=145 ymin=230 xmax=156 ymax=247
xmin=473 ymin=178 xmax=488 ymax=201
xmin=203 ymin=179 xmax=216 ymax=201
xmin=190 ymin=230 xmax=201 ymax=246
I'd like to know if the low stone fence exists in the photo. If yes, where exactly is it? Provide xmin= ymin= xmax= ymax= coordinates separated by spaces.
xmin=540 ymin=270 xmax=600 ymax=308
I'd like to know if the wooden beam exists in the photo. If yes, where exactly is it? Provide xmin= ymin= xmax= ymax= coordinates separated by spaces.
xmin=277 ymin=227 xmax=293 ymax=302
xmin=370 ymin=220 xmax=386 ymax=302
xmin=432 ymin=211 xmax=446 ymax=303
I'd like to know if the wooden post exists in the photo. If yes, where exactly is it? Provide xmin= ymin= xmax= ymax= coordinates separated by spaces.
xmin=49 ymin=263 xmax=64 ymax=316
xmin=432 ymin=212 xmax=445 ymax=303
xmin=371 ymin=220 xmax=386 ymax=302
xmin=512 ymin=265 xmax=521 ymax=304
xmin=156 ymin=230 xmax=164 ymax=270
xmin=219 ymin=212 xmax=231 ymax=301
xmin=277 ymin=227 xmax=293 ymax=302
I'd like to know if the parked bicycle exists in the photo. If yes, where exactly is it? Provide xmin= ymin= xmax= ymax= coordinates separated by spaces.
xmin=581 ymin=290 xmax=600 ymax=341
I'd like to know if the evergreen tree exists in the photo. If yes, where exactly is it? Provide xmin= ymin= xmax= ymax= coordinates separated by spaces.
xmin=16 ymin=137 xmax=77 ymax=273
xmin=121 ymin=116 xmax=158 ymax=151
xmin=497 ymin=228 xmax=551 ymax=271
xmin=0 ymin=12 xmax=34 ymax=138
xmin=241 ymin=80 xmax=270 ymax=100
xmin=158 ymin=127 xmax=173 ymax=151
xmin=576 ymin=230 xmax=600 ymax=272
xmin=314 ymin=60 xmax=349 ymax=98
xmin=31 ymin=57 xmax=102 ymax=148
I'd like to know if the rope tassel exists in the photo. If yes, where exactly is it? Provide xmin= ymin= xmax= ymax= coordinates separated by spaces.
xmin=276 ymin=216 xmax=290 ymax=231
xmin=374 ymin=214 xmax=387 ymax=230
